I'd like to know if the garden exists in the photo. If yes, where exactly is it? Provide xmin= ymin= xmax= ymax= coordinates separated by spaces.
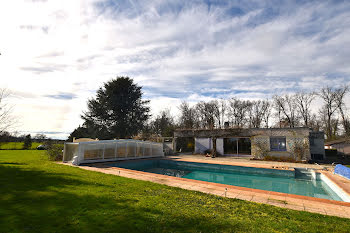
xmin=1 ymin=150 xmax=350 ymax=232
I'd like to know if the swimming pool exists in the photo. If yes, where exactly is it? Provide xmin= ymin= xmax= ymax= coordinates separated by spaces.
xmin=111 ymin=159 xmax=347 ymax=201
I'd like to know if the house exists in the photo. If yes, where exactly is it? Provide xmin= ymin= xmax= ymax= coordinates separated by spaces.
xmin=325 ymin=138 xmax=350 ymax=155
xmin=174 ymin=127 xmax=325 ymax=161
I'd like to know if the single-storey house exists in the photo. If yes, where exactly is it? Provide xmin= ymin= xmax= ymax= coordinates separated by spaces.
xmin=325 ymin=138 xmax=350 ymax=155
xmin=174 ymin=127 xmax=325 ymax=161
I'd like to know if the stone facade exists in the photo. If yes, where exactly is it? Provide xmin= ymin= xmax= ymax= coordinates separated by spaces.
xmin=174 ymin=127 xmax=325 ymax=161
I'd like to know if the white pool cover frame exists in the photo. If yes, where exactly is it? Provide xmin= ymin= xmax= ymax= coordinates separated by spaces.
xmin=63 ymin=139 xmax=164 ymax=165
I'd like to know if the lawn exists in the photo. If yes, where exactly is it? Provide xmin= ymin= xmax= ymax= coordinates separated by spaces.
xmin=0 ymin=151 xmax=349 ymax=233
xmin=0 ymin=142 xmax=41 ymax=150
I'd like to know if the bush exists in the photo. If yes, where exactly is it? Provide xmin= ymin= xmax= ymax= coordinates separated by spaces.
xmin=263 ymin=155 xmax=297 ymax=163
xmin=253 ymin=140 xmax=269 ymax=159
xmin=46 ymin=144 xmax=64 ymax=161
xmin=292 ymin=140 xmax=308 ymax=161
xmin=23 ymin=134 xmax=32 ymax=150
xmin=325 ymin=149 xmax=337 ymax=157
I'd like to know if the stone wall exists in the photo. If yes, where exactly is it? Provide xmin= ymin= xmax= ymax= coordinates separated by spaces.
xmin=250 ymin=135 xmax=310 ymax=160
xmin=175 ymin=127 xmax=321 ymax=161
xmin=251 ymin=136 xmax=269 ymax=159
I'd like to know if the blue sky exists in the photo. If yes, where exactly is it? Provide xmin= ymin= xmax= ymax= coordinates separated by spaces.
xmin=1 ymin=0 xmax=350 ymax=139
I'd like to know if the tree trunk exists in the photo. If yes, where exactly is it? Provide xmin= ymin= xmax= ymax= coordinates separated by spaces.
xmin=212 ymin=137 xmax=217 ymax=158
xmin=327 ymin=115 xmax=332 ymax=140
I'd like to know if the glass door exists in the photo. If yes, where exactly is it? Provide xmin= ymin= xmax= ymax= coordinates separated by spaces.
xmin=224 ymin=137 xmax=251 ymax=155
xmin=224 ymin=138 xmax=238 ymax=154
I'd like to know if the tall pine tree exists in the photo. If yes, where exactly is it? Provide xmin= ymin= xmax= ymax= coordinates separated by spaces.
xmin=76 ymin=77 xmax=150 ymax=139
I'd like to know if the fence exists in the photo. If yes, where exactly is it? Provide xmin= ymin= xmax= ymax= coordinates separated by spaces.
xmin=63 ymin=139 xmax=164 ymax=165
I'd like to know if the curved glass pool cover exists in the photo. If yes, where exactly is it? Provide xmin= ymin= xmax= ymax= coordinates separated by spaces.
xmin=112 ymin=159 xmax=344 ymax=201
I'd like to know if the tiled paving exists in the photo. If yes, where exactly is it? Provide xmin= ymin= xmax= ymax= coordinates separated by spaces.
xmin=167 ymin=155 xmax=333 ymax=170
xmin=60 ymin=157 xmax=350 ymax=219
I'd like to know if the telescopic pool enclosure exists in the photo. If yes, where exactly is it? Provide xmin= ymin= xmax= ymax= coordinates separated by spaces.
xmin=63 ymin=139 xmax=164 ymax=165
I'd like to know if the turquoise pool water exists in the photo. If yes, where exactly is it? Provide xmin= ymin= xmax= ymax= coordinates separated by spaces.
xmin=111 ymin=159 xmax=343 ymax=201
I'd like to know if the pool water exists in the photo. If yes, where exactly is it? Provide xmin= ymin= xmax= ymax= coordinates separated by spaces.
xmin=111 ymin=159 xmax=343 ymax=201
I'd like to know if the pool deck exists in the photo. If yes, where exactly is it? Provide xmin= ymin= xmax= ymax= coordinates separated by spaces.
xmin=61 ymin=156 xmax=350 ymax=219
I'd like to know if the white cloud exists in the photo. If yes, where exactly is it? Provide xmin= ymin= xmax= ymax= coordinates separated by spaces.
xmin=1 ymin=0 xmax=350 ymax=139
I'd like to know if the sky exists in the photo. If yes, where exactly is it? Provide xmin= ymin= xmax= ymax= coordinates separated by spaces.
xmin=1 ymin=0 xmax=350 ymax=139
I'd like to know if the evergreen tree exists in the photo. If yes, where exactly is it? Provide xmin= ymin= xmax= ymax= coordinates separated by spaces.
xmin=79 ymin=77 xmax=150 ymax=139
xmin=23 ymin=134 xmax=32 ymax=149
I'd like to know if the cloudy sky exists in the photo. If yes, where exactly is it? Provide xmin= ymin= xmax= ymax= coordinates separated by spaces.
xmin=1 ymin=0 xmax=350 ymax=139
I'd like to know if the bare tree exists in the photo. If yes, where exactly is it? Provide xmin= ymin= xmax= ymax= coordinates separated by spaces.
xmin=195 ymin=101 xmax=218 ymax=129
xmin=308 ymin=113 xmax=322 ymax=131
xmin=34 ymin=133 xmax=47 ymax=142
xmin=0 ymin=89 xmax=16 ymax=134
xmin=178 ymin=101 xmax=198 ymax=129
xmin=319 ymin=87 xmax=339 ymax=140
xmin=248 ymin=100 xmax=270 ymax=128
xmin=213 ymin=100 xmax=221 ymax=129
xmin=334 ymin=85 xmax=350 ymax=136
xmin=227 ymin=98 xmax=251 ymax=128
xmin=262 ymin=99 xmax=272 ymax=128
xmin=294 ymin=91 xmax=316 ymax=127
xmin=273 ymin=94 xmax=299 ymax=128
xmin=217 ymin=99 xmax=227 ymax=129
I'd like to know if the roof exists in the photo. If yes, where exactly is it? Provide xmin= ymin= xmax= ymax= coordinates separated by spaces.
xmin=325 ymin=137 xmax=350 ymax=146
xmin=174 ymin=127 xmax=314 ymax=138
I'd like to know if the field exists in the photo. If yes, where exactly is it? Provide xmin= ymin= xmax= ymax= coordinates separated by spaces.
xmin=1 ymin=150 xmax=350 ymax=233
xmin=0 ymin=142 xmax=41 ymax=150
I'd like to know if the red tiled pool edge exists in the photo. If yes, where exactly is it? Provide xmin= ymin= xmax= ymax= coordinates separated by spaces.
xmin=106 ymin=166 xmax=350 ymax=207
xmin=59 ymin=159 xmax=350 ymax=218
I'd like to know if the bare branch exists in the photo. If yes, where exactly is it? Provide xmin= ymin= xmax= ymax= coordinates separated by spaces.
xmin=294 ymin=91 xmax=316 ymax=127
xmin=318 ymin=87 xmax=339 ymax=140
xmin=273 ymin=94 xmax=299 ymax=128
xmin=0 ymin=88 xmax=16 ymax=134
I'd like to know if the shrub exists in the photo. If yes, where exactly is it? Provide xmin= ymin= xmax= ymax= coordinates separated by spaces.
xmin=46 ymin=144 xmax=64 ymax=161
xmin=23 ymin=134 xmax=32 ymax=150
xmin=253 ymin=140 xmax=269 ymax=159
xmin=263 ymin=155 xmax=297 ymax=163
xmin=292 ymin=139 xmax=308 ymax=161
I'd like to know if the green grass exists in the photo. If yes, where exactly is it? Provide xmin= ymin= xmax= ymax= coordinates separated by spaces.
xmin=0 ymin=142 xmax=41 ymax=150
xmin=0 ymin=150 xmax=349 ymax=233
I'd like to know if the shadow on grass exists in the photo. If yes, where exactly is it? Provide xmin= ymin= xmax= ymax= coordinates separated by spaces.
xmin=0 ymin=162 xmax=26 ymax=165
xmin=0 ymin=164 xmax=245 ymax=233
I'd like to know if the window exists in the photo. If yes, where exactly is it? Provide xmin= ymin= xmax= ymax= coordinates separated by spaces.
xmin=270 ymin=137 xmax=286 ymax=151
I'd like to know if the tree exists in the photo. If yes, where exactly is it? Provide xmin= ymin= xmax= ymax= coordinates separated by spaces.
xmin=34 ymin=133 xmax=47 ymax=142
xmin=273 ymin=94 xmax=299 ymax=128
xmin=195 ymin=101 xmax=219 ymax=129
xmin=308 ymin=113 xmax=322 ymax=131
xmin=334 ymin=85 xmax=350 ymax=136
xmin=262 ymin=99 xmax=272 ymax=128
xmin=219 ymin=99 xmax=227 ymax=128
xmin=81 ymin=77 xmax=150 ymax=139
xmin=151 ymin=109 xmax=175 ymax=137
xmin=319 ymin=87 xmax=339 ymax=140
xmin=178 ymin=101 xmax=198 ymax=129
xmin=227 ymin=98 xmax=250 ymax=128
xmin=0 ymin=131 xmax=10 ymax=149
xmin=23 ymin=134 xmax=32 ymax=149
xmin=0 ymin=89 xmax=16 ymax=134
xmin=68 ymin=124 xmax=97 ymax=141
xmin=248 ymin=100 xmax=271 ymax=128
xmin=294 ymin=92 xmax=316 ymax=127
